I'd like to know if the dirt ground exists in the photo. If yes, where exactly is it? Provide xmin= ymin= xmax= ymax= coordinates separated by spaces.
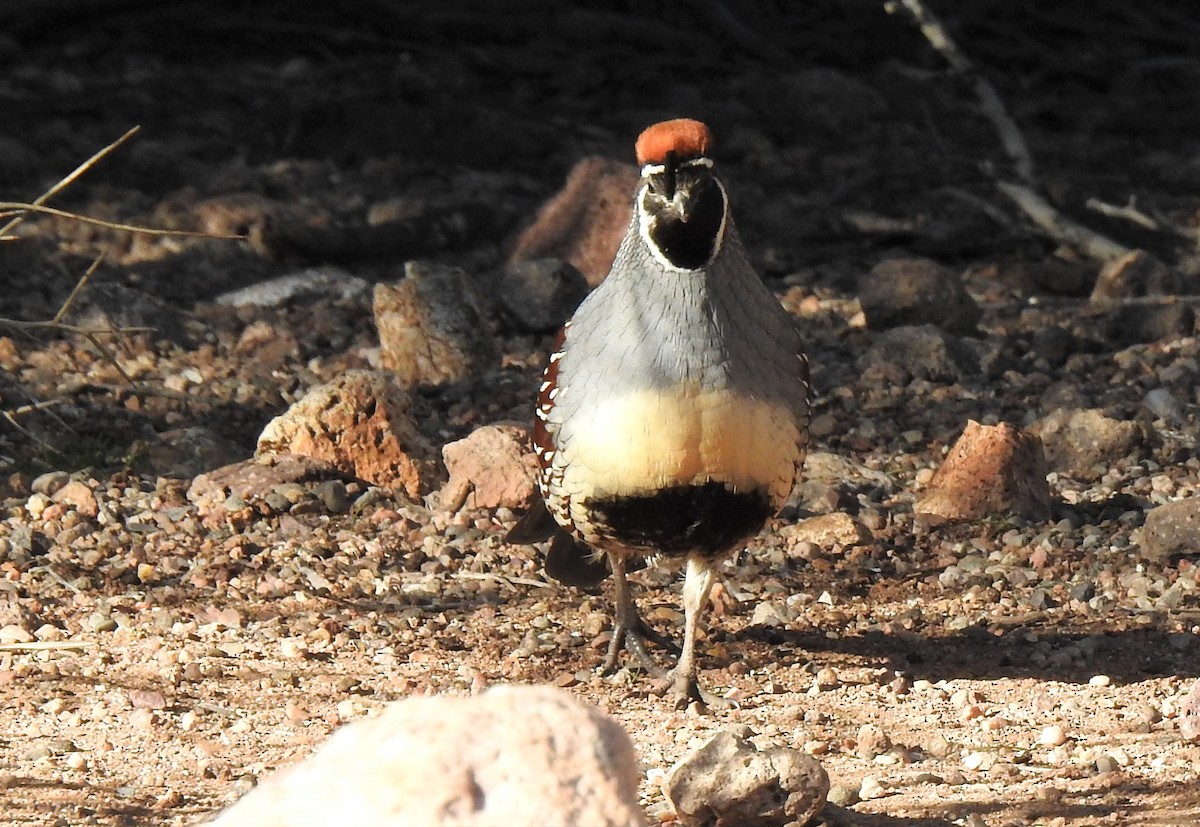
xmin=2 ymin=3 xmax=1200 ymax=825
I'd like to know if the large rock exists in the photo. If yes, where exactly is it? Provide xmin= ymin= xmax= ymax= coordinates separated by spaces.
xmin=661 ymin=730 xmax=828 ymax=827
xmin=187 ymin=454 xmax=349 ymax=516
xmin=859 ymin=325 xmax=980 ymax=384
xmin=1091 ymin=249 xmax=1176 ymax=300
xmin=508 ymin=156 xmax=639 ymax=287
xmin=439 ymin=422 xmax=539 ymax=511
xmin=62 ymin=282 xmax=190 ymax=346
xmin=915 ymin=420 xmax=1051 ymax=522
xmin=858 ymin=257 xmax=981 ymax=335
xmin=1103 ymin=301 xmax=1195 ymax=347
xmin=497 ymin=258 xmax=589 ymax=333
xmin=1135 ymin=498 xmax=1200 ymax=562
xmin=1029 ymin=408 xmax=1143 ymax=481
xmin=374 ymin=262 xmax=496 ymax=387
xmin=132 ymin=426 xmax=244 ymax=479
xmin=257 ymin=370 xmax=440 ymax=498
xmin=209 ymin=685 xmax=645 ymax=827
xmin=1180 ymin=679 xmax=1200 ymax=743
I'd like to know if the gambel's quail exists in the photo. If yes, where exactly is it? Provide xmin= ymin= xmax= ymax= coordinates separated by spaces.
xmin=510 ymin=118 xmax=810 ymax=705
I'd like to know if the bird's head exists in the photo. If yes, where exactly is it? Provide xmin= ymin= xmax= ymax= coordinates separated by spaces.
xmin=634 ymin=119 xmax=728 ymax=271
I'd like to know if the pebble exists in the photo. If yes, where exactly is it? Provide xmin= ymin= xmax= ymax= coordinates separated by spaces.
xmin=962 ymin=751 xmax=991 ymax=771
xmin=813 ymin=667 xmax=840 ymax=691
xmin=1089 ymin=674 xmax=1112 ymax=687
xmin=827 ymin=784 xmax=860 ymax=807
xmin=858 ymin=775 xmax=886 ymax=800
xmin=1039 ymin=725 xmax=1068 ymax=746
xmin=31 ymin=471 xmax=70 ymax=496
xmin=855 ymin=724 xmax=892 ymax=758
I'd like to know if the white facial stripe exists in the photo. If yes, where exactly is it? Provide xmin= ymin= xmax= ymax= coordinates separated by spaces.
xmin=640 ymin=157 xmax=713 ymax=177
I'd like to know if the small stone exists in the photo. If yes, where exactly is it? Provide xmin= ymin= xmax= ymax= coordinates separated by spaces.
xmin=0 ymin=624 xmax=33 ymax=644
xmin=64 ymin=753 xmax=87 ymax=771
xmin=279 ymin=639 xmax=308 ymax=660
xmin=961 ymin=751 xmax=991 ymax=771
xmin=313 ymin=480 xmax=350 ymax=514
xmin=1136 ymin=498 xmax=1200 ymax=562
xmin=786 ymin=513 xmax=872 ymax=548
xmin=813 ymin=667 xmax=840 ymax=691
xmin=826 ymin=784 xmax=859 ymax=807
xmin=749 ymin=601 xmax=790 ymax=628
xmin=85 ymin=613 xmax=118 ymax=633
xmin=926 ymin=732 xmax=954 ymax=758
xmin=855 ymin=724 xmax=892 ymax=759
xmin=128 ymin=689 xmax=167 ymax=710
xmin=30 ymin=471 xmax=70 ymax=496
xmin=1039 ymin=725 xmax=1068 ymax=747
xmin=1094 ymin=755 xmax=1119 ymax=774
xmin=662 ymin=730 xmax=829 ymax=827
xmin=1089 ymin=674 xmax=1111 ymax=687
xmin=857 ymin=775 xmax=886 ymax=801
xmin=858 ymin=257 xmax=981 ymax=335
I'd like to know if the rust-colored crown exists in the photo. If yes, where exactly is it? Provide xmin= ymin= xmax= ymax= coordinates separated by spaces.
xmin=635 ymin=119 xmax=713 ymax=167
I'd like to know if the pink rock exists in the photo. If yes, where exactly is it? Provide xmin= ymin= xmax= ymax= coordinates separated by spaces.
xmin=508 ymin=156 xmax=639 ymax=287
xmin=915 ymin=420 xmax=1051 ymax=521
xmin=1180 ymin=679 xmax=1200 ymax=743
xmin=51 ymin=480 xmax=99 ymax=518
xmin=209 ymin=685 xmax=645 ymax=827
xmin=440 ymin=422 xmax=539 ymax=511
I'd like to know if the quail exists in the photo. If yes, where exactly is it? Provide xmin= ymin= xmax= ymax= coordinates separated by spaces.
xmin=510 ymin=118 xmax=810 ymax=705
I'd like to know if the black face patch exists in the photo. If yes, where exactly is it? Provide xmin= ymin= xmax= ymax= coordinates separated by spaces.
xmin=645 ymin=171 xmax=725 ymax=270
xmin=586 ymin=481 xmax=773 ymax=558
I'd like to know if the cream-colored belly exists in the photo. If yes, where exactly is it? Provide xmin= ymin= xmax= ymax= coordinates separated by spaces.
xmin=555 ymin=384 xmax=800 ymax=507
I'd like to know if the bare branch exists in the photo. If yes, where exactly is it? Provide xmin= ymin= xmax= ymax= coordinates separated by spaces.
xmin=996 ymin=181 xmax=1131 ymax=262
xmin=53 ymin=253 xmax=104 ymax=323
xmin=0 ymin=202 xmax=245 ymax=240
xmin=0 ymin=126 xmax=141 ymax=239
xmin=889 ymin=0 xmax=1034 ymax=182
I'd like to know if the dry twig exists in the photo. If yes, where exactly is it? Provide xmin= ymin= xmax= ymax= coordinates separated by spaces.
xmin=889 ymin=0 xmax=1134 ymax=263
xmin=888 ymin=0 xmax=1034 ymax=182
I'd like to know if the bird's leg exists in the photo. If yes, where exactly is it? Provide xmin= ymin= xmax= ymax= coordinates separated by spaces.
xmin=656 ymin=557 xmax=731 ymax=708
xmin=602 ymin=553 xmax=673 ymax=677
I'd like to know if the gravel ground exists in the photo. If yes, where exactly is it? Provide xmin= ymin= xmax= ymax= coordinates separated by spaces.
xmin=2 ymin=4 xmax=1200 ymax=825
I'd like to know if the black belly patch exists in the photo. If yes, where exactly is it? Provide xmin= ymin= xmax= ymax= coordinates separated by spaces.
xmin=587 ymin=481 xmax=773 ymax=557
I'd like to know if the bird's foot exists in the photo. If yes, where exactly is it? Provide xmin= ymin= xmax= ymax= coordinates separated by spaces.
xmin=601 ymin=617 xmax=676 ymax=678
xmin=650 ymin=669 xmax=737 ymax=711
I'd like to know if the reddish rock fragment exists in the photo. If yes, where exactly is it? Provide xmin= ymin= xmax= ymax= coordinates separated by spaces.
xmin=915 ymin=420 xmax=1051 ymax=521
xmin=256 ymin=370 xmax=441 ymax=498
